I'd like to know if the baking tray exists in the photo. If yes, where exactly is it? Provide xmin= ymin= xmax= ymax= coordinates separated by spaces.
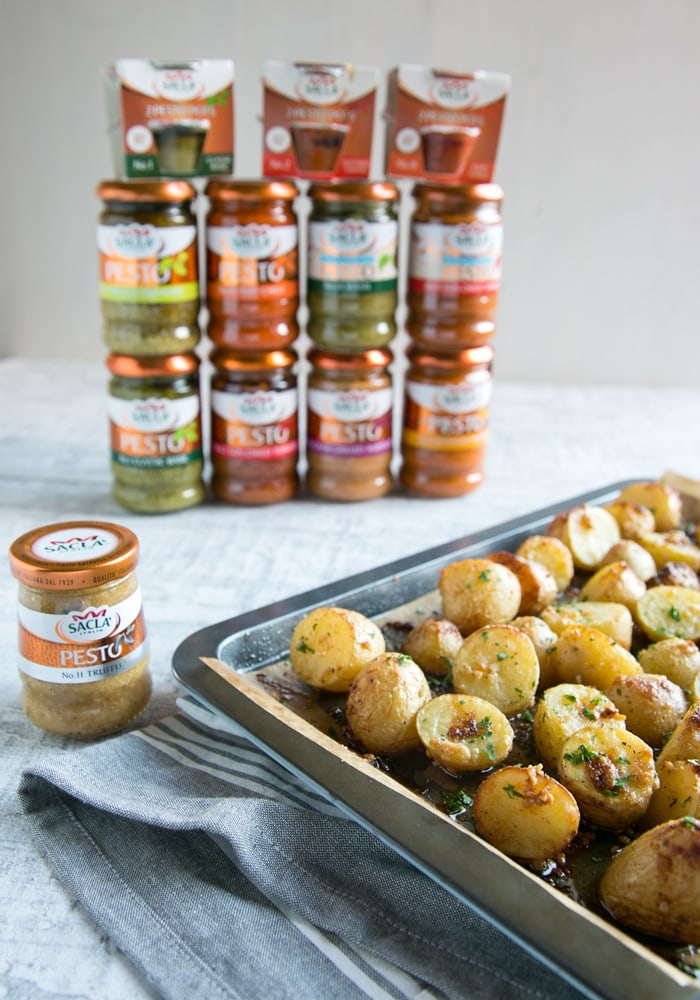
xmin=172 ymin=480 xmax=700 ymax=1000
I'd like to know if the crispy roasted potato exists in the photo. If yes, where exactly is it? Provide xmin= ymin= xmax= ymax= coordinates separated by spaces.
xmin=533 ymin=683 xmax=623 ymax=772
xmin=452 ymin=624 xmax=540 ymax=716
xmin=546 ymin=503 xmax=620 ymax=571
xmin=599 ymin=818 xmax=700 ymax=942
xmin=603 ymin=500 xmax=656 ymax=540
xmin=648 ymin=561 xmax=700 ymax=590
xmin=473 ymin=764 xmax=580 ymax=862
xmin=553 ymin=625 xmax=642 ymax=689
xmin=557 ymin=723 xmax=657 ymax=830
xmin=578 ymin=560 xmax=647 ymax=611
xmin=616 ymin=481 xmax=683 ymax=532
xmin=515 ymin=534 xmax=575 ymax=592
xmin=401 ymin=617 xmax=463 ymax=676
xmin=638 ymin=531 xmax=700 ymax=572
xmin=637 ymin=637 xmax=700 ymax=698
xmin=541 ymin=600 xmax=633 ymax=649
xmin=642 ymin=759 xmax=700 ymax=829
xmin=416 ymin=693 xmax=513 ymax=772
xmin=599 ymin=540 xmax=657 ymax=582
xmin=603 ymin=673 xmax=688 ymax=749
xmin=635 ymin=584 xmax=700 ymax=642
xmin=289 ymin=606 xmax=385 ymax=692
xmin=657 ymin=703 xmax=700 ymax=765
xmin=439 ymin=558 xmax=521 ymax=635
xmin=510 ymin=615 xmax=559 ymax=688
xmin=346 ymin=652 xmax=431 ymax=753
xmin=487 ymin=551 xmax=558 ymax=616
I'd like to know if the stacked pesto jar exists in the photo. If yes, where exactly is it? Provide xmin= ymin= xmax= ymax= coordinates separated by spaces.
xmin=97 ymin=180 xmax=205 ymax=513
xmin=305 ymin=181 xmax=400 ymax=500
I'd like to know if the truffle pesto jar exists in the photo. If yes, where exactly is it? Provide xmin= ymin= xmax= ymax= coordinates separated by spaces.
xmin=107 ymin=353 xmax=205 ymax=513
xmin=97 ymin=180 xmax=201 ymax=356
xmin=307 ymin=181 xmax=399 ymax=349
xmin=9 ymin=521 xmax=152 ymax=739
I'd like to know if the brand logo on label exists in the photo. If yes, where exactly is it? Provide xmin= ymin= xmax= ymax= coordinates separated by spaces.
xmin=429 ymin=77 xmax=475 ymax=109
xmin=237 ymin=391 xmax=281 ymax=422
xmin=228 ymin=224 xmax=275 ymax=259
xmin=113 ymin=223 xmax=162 ymax=259
xmin=298 ymin=72 xmax=344 ymax=105
xmin=447 ymin=221 xmax=492 ymax=255
xmin=154 ymin=68 xmax=200 ymax=100
xmin=330 ymin=390 xmax=373 ymax=419
xmin=56 ymin=605 xmax=121 ymax=642
xmin=435 ymin=382 xmax=487 ymax=413
xmin=327 ymin=220 xmax=373 ymax=254
xmin=129 ymin=398 xmax=176 ymax=431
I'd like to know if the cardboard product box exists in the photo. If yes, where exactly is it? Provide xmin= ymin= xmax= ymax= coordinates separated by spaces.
xmin=262 ymin=61 xmax=378 ymax=180
xmin=385 ymin=66 xmax=510 ymax=184
xmin=105 ymin=59 xmax=235 ymax=179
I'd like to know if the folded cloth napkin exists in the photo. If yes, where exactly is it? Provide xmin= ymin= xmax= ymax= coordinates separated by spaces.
xmin=18 ymin=697 xmax=586 ymax=1000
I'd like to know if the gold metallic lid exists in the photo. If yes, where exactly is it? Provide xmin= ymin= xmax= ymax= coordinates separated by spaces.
xmin=10 ymin=521 xmax=140 ymax=590
xmin=97 ymin=179 xmax=197 ymax=203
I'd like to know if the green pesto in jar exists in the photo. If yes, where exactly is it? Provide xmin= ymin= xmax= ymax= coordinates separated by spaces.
xmin=97 ymin=180 xmax=200 ymax=356
xmin=307 ymin=181 xmax=399 ymax=349
xmin=107 ymin=353 xmax=205 ymax=513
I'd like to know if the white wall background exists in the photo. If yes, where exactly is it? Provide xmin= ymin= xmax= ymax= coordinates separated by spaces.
xmin=2 ymin=0 xmax=700 ymax=385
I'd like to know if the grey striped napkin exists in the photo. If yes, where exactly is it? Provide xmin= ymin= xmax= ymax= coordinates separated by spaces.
xmin=17 ymin=697 xmax=585 ymax=1000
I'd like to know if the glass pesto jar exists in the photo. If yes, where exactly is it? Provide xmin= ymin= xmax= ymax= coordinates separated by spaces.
xmin=306 ymin=347 xmax=394 ymax=501
xmin=400 ymin=344 xmax=493 ymax=498
xmin=407 ymin=182 xmax=503 ymax=343
xmin=97 ymin=180 xmax=201 ymax=356
xmin=205 ymin=179 xmax=300 ymax=352
xmin=307 ymin=181 xmax=399 ymax=349
xmin=9 ymin=521 xmax=152 ymax=739
xmin=107 ymin=353 xmax=205 ymax=513
xmin=210 ymin=348 xmax=299 ymax=505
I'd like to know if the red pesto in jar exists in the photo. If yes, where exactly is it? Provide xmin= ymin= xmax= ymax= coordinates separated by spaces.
xmin=210 ymin=348 xmax=299 ymax=504
xmin=400 ymin=344 xmax=493 ymax=498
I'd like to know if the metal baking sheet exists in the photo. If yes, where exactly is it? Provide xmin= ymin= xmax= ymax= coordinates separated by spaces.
xmin=172 ymin=480 xmax=700 ymax=1000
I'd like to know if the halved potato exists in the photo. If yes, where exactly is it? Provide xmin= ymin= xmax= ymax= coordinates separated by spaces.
xmin=541 ymin=601 xmax=633 ymax=649
xmin=510 ymin=615 xmax=559 ymax=688
xmin=603 ymin=500 xmax=656 ymax=540
xmin=603 ymin=673 xmax=688 ymax=749
xmin=617 ymin=481 xmax=683 ymax=532
xmin=452 ymin=624 xmax=540 ymax=716
xmin=635 ymin=584 xmax=700 ymax=642
xmin=346 ymin=652 xmax=431 ymax=754
xmin=416 ymin=693 xmax=513 ymax=771
xmin=599 ymin=818 xmax=700 ymax=942
xmin=289 ymin=606 xmax=385 ymax=692
xmin=578 ymin=560 xmax=647 ymax=611
xmin=438 ymin=558 xmax=521 ymax=636
xmin=657 ymin=703 xmax=700 ymax=765
xmin=487 ymin=551 xmax=558 ymax=615
xmin=473 ymin=764 xmax=580 ymax=862
xmin=599 ymin=540 xmax=657 ymax=582
xmin=642 ymin=759 xmax=700 ymax=830
xmin=515 ymin=534 xmax=575 ymax=592
xmin=401 ymin=617 xmax=463 ymax=676
xmin=533 ymin=683 xmax=623 ymax=772
xmin=637 ymin=637 xmax=700 ymax=698
xmin=557 ymin=723 xmax=657 ymax=830
xmin=546 ymin=503 xmax=620 ymax=571
xmin=638 ymin=531 xmax=700 ymax=572
xmin=553 ymin=625 xmax=642 ymax=689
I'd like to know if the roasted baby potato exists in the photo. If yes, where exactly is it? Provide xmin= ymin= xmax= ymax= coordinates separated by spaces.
xmin=541 ymin=601 xmax=633 ymax=649
xmin=557 ymin=723 xmax=657 ymax=830
xmin=346 ymin=652 xmax=431 ymax=754
xmin=635 ymin=584 xmax=700 ymax=642
xmin=599 ymin=818 xmax=700 ymax=943
xmin=533 ymin=683 xmax=623 ymax=772
xmin=515 ymin=533 xmax=575 ymax=592
xmin=603 ymin=500 xmax=656 ymax=540
xmin=452 ymin=624 xmax=540 ymax=716
xmin=546 ymin=503 xmax=620 ymax=571
xmin=648 ymin=561 xmax=700 ymax=589
xmin=616 ymin=481 xmax=683 ymax=532
xmin=637 ymin=637 xmax=700 ymax=698
xmin=578 ymin=560 xmax=646 ymax=611
xmin=289 ymin=606 xmax=385 ymax=692
xmin=510 ymin=615 xmax=559 ymax=688
xmin=439 ymin=558 xmax=521 ymax=635
xmin=401 ymin=617 xmax=463 ymax=676
xmin=416 ymin=693 xmax=513 ymax=772
xmin=486 ymin=551 xmax=558 ymax=616
xmin=642 ymin=759 xmax=700 ymax=829
xmin=638 ymin=530 xmax=700 ymax=572
xmin=473 ymin=764 xmax=580 ymax=862
xmin=599 ymin=540 xmax=657 ymax=582
xmin=552 ymin=625 xmax=642 ymax=689
xmin=603 ymin=673 xmax=688 ymax=749
xmin=657 ymin=703 xmax=700 ymax=765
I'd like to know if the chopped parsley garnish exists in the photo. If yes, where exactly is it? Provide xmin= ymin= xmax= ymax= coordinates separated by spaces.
xmin=563 ymin=744 xmax=600 ymax=765
xmin=442 ymin=789 xmax=473 ymax=816
xmin=503 ymin=783 xmax=524 ymax=799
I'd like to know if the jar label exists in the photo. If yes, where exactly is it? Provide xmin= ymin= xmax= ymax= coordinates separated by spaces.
xmin=307 ymin=387 xmax=393 ymax=457
xmin=97 ymin=222 xmax=199 ymax=303
xmin=108 ymin=394 xmax=203 ymax=468
xmin=30 ymin=526 xmax=121 ymax=563
xmin=308 ymin=219 xmax=398 ymax=295
xmin=408 ymin=220 xmax=502 ymax=297
xmin=17 ymin=589 xmax=148 ymax=684
xmin=402 ymin=375 xmax=491 ymax=451
xmin=206 ymin=223 xmax=298 ymax=302
xmin=211 ymin=387 xmax=298 ymax=460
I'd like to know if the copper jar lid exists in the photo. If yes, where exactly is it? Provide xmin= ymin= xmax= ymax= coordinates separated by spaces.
xmin=412 ymin=181 xmax=503 ymax=205
xmin=10 ymin=521 xmax=140 ymax=591
xmin=107 ymin=353 xmax=200 ymax=378
xmin=205 ymin=179 xmax=299 ymax=202
xmin=97 ymin=179 xmax=197 ymax=203
xmin=407 ymin=344 xmax=494 ymax=369
xmin=210 ymin=348 xmax=298 ymax=371
xmin=309 ymin=180 xmax=399 ymax=203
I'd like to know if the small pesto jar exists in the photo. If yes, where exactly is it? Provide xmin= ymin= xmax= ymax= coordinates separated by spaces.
xmin=97 ymin=180 xmax=201 ymax=356
xmin=307 ymin=181 xmax=399 ymax=349
xmin=9 ymin=521 xmax=152 ymax=739
xmin=107 ymin=353 xmax=205 ymax=513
